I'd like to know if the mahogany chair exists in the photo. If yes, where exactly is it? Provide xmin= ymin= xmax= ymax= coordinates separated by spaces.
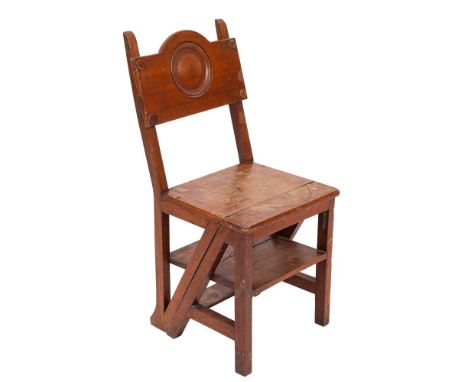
xmin=123 ymin=19 xmax=339 ymax=376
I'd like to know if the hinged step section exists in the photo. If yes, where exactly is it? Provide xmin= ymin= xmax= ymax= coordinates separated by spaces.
xmin=170 ymin=236 xmax=326 ymax=296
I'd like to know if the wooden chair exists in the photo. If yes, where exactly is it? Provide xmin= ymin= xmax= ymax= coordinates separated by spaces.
xmin=123 ymin=19 xmax=339 ymax=376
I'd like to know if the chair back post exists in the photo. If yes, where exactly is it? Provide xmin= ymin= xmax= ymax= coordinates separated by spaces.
xmin=215 ymin=19 xmax=253 ymax=163
xmin=123 ymin=31 xmax=168 ymax=195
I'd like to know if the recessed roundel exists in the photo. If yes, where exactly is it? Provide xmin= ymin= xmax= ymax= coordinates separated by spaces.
xmin=170 ymin=42 xmax=212 ymax=97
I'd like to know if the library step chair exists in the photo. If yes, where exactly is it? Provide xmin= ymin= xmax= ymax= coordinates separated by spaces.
xmin=123 ymin=19 xmax=339 ymax=376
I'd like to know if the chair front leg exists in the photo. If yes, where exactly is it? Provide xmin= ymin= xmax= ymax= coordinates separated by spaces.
xmin=150 ymin=209 xmax=171 ymax=329
xmin=315 ymin=199 xmax=335 ymax=326
xmin=234 ymin=234 xmax=253 ymax=376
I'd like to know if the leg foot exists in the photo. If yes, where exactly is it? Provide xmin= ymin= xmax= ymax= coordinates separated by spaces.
xmin=235 ymin=351 xmax=252 ymax=376
xmin=150 ymin=310 xmax=166 ymax=332
xmin=314 ymin=258 xmax=331 ymax=326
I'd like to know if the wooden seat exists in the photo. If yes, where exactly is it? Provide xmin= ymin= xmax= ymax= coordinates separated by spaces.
xmin=163 ymin=163 xmax=338 ymax=234
xmin=123 ymin=19 xmax=340 ymax=376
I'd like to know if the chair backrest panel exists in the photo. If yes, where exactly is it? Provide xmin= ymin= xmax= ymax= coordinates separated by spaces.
xmin=129 ymin=30 xmax=247 ymax=127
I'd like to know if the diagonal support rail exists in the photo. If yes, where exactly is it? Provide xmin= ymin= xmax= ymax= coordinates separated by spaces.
xmin=160 ymin=222 xmax=229 ymax=338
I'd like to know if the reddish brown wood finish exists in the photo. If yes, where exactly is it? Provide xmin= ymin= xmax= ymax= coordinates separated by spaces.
xmin=191 ymin=304 xmax=235 ymax=339
xmin=166 ymin=225 xmax=229 ymax=338
xmin=315 ymin=200 xmax=335 ymax=326
xmin=124 ymin=19 xmax=339 ymax=376
xmin=215 ymin=19 xmax=253 ymax=163
xmin=277 ymin=222 xmax=303 ymax=240
xmin=163 ymin=163 xmax=338 ymax=233
xmin=284 ymin=272 xmax=317 ymax=293
xmin=153 ymin=212 xmax=170 ymax=317
xmin=234 ymin=234 xmax=253 ymax=376
xmin=129 ymin=30 xmax=246 ymax=127
xmin=170 ymin=236 xmax=326 ymax=296
xmin=198 ymin=283 xmax=234 ymax=308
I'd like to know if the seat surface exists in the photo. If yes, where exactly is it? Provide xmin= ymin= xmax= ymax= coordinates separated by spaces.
xmin=162 ymin=163 xmax=339 ymax=231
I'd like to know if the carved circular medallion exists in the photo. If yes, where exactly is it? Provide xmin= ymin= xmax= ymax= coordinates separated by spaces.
xmin=170 ymin=42 xmax=212 ymax=97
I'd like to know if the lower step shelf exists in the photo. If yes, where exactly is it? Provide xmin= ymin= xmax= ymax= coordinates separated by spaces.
xmin=170 ymin=236 xmax=326 ymax=296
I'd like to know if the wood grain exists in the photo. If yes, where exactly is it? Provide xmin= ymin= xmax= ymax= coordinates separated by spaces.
xmin=130 ymin=30 xmax=246 ymax=127
xmin=198 ymin=283 xmax=234 ymax=308
xmin=170 ymin=236 xmax=326 ymax=296
xmin=123 ymin=31 xmax=168 ymax=193
xmin=191 ymin=304 xmax=235 ymax=340
xmin=165 ymin=224 xmax=229 ymax=338
xmin=315 ymin=200 xmax=335 ymax=326
xmin=160 ymin=222 xmax=218 ymax=332
xmin=150 ymin=211 xmax=170 ymax=324
xmin=234 ymin=234 xmax=253 ymax=376
xmin=284 ymin=272 xmax=317 ymax=293
xmin=163 ymin=163 xmax=338 ymax=233
xmin=215 ymin=19 xmax=253 ymax=163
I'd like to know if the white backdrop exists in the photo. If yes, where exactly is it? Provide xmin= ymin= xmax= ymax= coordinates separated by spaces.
xmin=1 ymin=1 xmax=467 ymax=380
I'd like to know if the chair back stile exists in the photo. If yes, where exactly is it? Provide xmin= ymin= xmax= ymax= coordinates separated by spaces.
xmin=124 ymin=31 xmax=168 ymax=194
